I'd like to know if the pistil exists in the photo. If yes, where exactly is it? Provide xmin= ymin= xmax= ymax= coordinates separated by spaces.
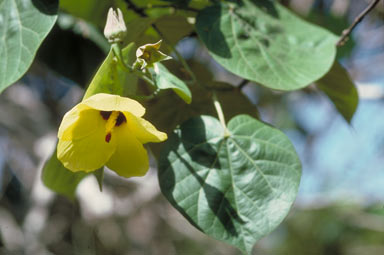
xmin=100 ymin=111 xmax=127 ymax=143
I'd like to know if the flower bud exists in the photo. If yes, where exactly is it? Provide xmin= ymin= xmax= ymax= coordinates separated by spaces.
xmin=135 ymin=40 xmax=172 ymax=69
xmin=104 ymin=8 xmax=127 ymax=43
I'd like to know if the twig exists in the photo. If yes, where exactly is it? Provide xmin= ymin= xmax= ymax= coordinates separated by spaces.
xmin=111 ymin=43 xmax=157 ymax=88
xmin=336 ymin=0 xmax=381 ymax=46
xmin=152 ymin=25 xmax=197 ymax=84
xmin=237 ymin=79 xmax=250 ymax=90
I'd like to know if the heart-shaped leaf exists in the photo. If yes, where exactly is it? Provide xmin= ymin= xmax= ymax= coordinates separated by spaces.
xmin=159 ymin=115 xmax=301 ymax=253
xmin=196 ymin=0 xmax=337 ymax=90
xmin=0 ymin=0 xmax=58 ymax=92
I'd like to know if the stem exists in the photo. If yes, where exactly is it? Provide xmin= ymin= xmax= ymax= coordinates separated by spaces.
xmin=212 ymin=92 xmax=230 ymax=137
xmin=336 ymin=0 xmax=381 ymax=46
xmin=173 ymin=46 xmax=197 ymax=84
xmin=123 ymin=1 xmax=197 ymax=85
xmin=152 ymin=25 xmax=197 ymax=84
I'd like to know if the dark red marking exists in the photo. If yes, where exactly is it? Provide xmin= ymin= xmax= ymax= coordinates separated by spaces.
xmin=100 ymin=111 xmax=112 ymax=120
xmin=115 ymin=112 xmax=127 ymax=126
xmin=105 ymin=132 xmax=111 ymax=143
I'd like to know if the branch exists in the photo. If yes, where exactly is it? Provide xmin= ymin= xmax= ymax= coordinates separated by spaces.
xmin=336 ymin=0 xmax=381 ymax=47
xmin=238 ymin=79 xmax=250 ymax=90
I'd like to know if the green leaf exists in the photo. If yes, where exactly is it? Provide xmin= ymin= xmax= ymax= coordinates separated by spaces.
xmin=0 ymin=0 xmax=58 ymax=92
xmin=316 ymin=61 xmax=359 ymax=123
xmin=83 ymin=42 xmax=138 ymax=99
xmin=195 ymin=0 xmax=338 ymax=91
xmin=158 ymin=115 xmax=301 ymax=253
xmin=153 ymin=63 xmax=192 ymax=104
xmin=42 ymin=148 xmax=87 ymax=199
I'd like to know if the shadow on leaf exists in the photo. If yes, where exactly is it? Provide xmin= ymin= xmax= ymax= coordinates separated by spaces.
xmin=159 ymin=117 xmax=245 ymax=238
xmin=196 ymin=4 xmax=231 ymax=58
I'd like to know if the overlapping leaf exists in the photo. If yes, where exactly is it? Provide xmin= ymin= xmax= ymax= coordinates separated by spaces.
xmin=159 ymin=115 xmax=301 ymax=253
xmin=196 ymin=0 xmax=338 ymax=90
xmin=0 ymin=0 xmax=58 ymax=92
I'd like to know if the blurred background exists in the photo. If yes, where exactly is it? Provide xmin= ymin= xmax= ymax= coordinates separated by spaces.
xmin=1 ymin=0 xmax=384 ymax=254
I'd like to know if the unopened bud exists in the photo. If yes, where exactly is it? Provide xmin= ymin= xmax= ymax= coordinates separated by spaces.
xmin=104 ymin=8 xmax=127 ymax=43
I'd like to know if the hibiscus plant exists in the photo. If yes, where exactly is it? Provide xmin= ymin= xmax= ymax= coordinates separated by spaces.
xmin=0 ymin=0 xmax=362 ymax=253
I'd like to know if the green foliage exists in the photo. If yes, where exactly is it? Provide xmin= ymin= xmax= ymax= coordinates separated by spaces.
xmin=196 ymin=0 xmax=338 ymax=90
xmin=1 ymin=0 xmax=364 ymax=253
xmin=158 ymin=115 xmax=301 ymax=253
xmin=0 ymin=0 xmax=58 ymax=92
xmin=316 ymin=61 xmax=359 ymax=123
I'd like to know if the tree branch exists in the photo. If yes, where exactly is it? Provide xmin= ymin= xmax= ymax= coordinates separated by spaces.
xmin=238 ymin=79 xmax=250 ymax=90
xmin=336 ymin=0 xmax=381 ymax=47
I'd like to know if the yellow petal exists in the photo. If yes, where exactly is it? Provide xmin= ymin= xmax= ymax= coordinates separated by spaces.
xmin=125 ymin=112 xmax=167 ymax=144
xmin=57 ymin=103 xmax=88 ymax=139
xmin=59 ymin=108 xmax=101 ymax=141
xmin=106 ymin=125 xmax=149 ymax=178
xmin=57 ymin=110 xmax=117 ymax=172
xmin=82 ymin=93 xmax=145 ymax=117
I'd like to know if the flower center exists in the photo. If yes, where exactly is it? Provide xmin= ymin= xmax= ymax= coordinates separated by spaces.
xmin=100 ymin=111 xmax=126 ymax=143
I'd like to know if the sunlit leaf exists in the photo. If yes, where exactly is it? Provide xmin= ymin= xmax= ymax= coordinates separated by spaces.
xmin=0 ymin=0 xmax=58 ymax=92
xmin=316 ymin=61 xmax=359 ymax=123
xmin=83 ymin=42 xmax=138 ymax=99
xmin=159 ymin=115 xmax=301 ymax=253
xmin=196 ymin=0 xmax=338 ymax=90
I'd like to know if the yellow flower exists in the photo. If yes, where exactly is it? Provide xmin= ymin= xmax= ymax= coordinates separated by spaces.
xmin=57 ymin=93 xmax=167 ymax=178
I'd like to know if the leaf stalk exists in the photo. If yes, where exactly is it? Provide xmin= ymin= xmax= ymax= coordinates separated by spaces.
xmin=212 ymin=92 xmax=230 ymax=137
